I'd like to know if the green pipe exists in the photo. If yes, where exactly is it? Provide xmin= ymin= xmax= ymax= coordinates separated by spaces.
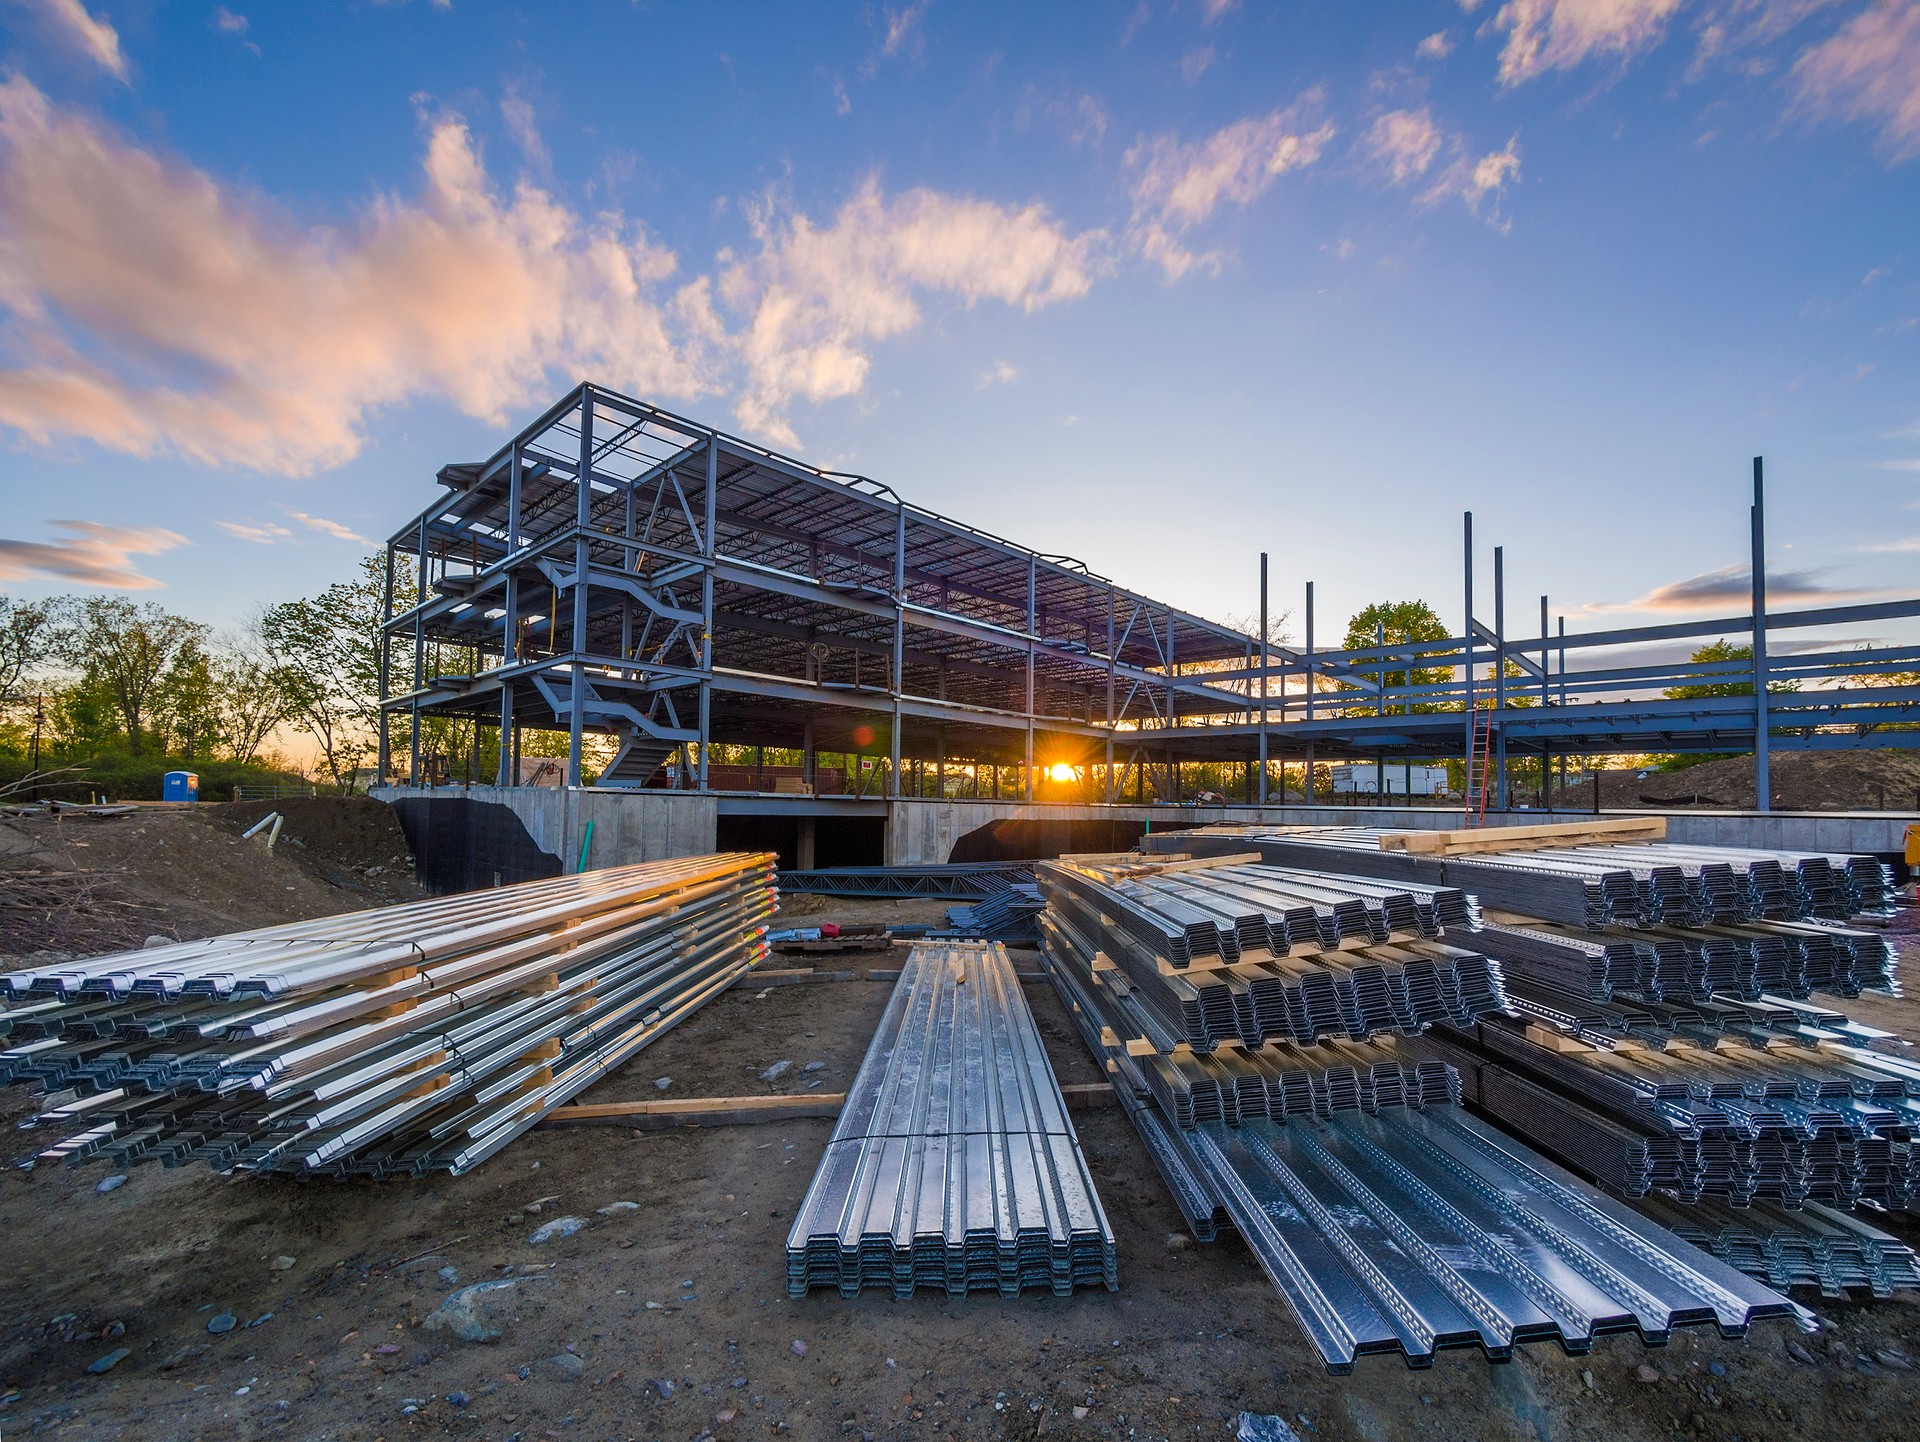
xmin=577 ymin=819 xmax=595 ymax=874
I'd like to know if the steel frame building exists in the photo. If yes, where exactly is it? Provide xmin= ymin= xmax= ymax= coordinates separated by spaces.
xmin=381 ymin=384 xmax=1920 ymax=809
xmin=378 ymin=383 xmax=1255 ymax=799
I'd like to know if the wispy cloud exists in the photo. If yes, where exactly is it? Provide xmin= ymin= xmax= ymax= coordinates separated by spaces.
xmin=1200 ymin=0 xmax=1242 ymax=23
xmin=976 ymin=359 xmax=1019 ymax=390
xmin=211 ymin=7 xmax=248 ymax=35
xmin=1364 ymin=109 xmax=1443 ymax=183
xmin=1180 ymin=48 xmax=1217 ymax=84
xmin=216 ymin=520 xmax=292 ymax=544
xmin=1491 ymin=0 xmax=1682 ymax=86
xmin=287 ymin=511 xmax=370 ymax=543
xmin=718 ymin=179 xmax=1101 ymax=444
xmin=1417 ymin=30 xmax=1456 ymax=60
xmin=0 ymin=520 xmax=185 ymax=589
xmin=500 ymin=86 xmax=550 ymax=171
xmin=882 ymin=1 xmax=930 ymax=61
xmin=35 ymin=0 xmax=128 ymax=79
xmin=1874 ymin=457 xmax=1920 ymax=471
xmin=1587 ymin=562 xmax=1873 ymax=613
xmin=1125 ymin=92 xmax=1334 ymax=278
xmin=1792 ymin=0 xmax=1920 ymax=163
xmin=1861 ymin=534 xmax=1920 ymax=552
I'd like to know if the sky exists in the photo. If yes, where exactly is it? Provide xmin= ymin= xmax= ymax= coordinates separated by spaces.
xmin=0 ymin=0 xmax=1916 ymax=650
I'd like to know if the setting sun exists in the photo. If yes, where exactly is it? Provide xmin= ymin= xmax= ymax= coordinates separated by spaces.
xmin=1044 ymin=762 xmax=1078 ymax=783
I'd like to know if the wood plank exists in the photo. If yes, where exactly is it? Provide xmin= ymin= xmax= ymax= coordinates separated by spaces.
xmin=539 ymin=1080 xmax=1118 ymax=1132
xmin=1380 ymin=817 xmax=1667 ymax=857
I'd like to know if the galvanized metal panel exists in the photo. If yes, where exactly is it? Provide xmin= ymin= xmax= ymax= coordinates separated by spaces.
xmin=786 ymin=940 xmax=1116 ymax=1299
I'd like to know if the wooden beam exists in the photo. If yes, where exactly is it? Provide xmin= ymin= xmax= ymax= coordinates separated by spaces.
xmin=1380 ymin=817 xmax=1666 ymax=857
xmin=538 ymin=1080 xmax=1117 ymax=1132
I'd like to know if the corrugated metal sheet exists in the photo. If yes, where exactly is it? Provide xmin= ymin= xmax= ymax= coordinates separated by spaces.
xmin=1040 ymin=885 xmax=1807 ymax=1371
xmin=786 ymin=940 xmax=1116 ymax=1299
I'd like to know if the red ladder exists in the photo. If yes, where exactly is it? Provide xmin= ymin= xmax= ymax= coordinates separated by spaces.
xmin=1464 ymin=708 xmax=1495 ymax=826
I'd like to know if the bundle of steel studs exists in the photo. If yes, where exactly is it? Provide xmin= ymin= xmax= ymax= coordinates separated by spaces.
xmin=1 ymin=854 xmax=776 ymax=1177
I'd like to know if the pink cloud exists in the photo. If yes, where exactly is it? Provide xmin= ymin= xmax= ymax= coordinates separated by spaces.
xmin=0 ymin=520 xmax=185 ymax=589
xmin=1491 ymin=0 xmax=1683 ymax=86
xmin=1792 ymin=0 xmax=1920 ymax=162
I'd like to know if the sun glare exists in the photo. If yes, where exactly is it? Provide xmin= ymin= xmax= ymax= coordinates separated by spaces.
xmin=1045 ymin=762 xmax=1077 ymax=783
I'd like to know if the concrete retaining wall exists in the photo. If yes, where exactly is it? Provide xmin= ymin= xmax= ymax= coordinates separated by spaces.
xmin=375 ymin=785 xmax=718 ymax=874
xmin=376 ymin=785 xmax=1915 ymax=878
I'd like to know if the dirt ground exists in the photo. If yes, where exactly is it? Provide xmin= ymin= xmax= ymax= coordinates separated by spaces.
xmin=0 ymin=800 xmax=423 ymax=961
xmin=2 ymin=827 xmax=1920 ymax=1441
xmin=1548 ymin=750 xmax=1920 ymax=814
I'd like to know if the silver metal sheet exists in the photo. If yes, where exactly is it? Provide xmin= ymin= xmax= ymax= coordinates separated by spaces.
xmin=786 ymin=940 xmax=1116 ymax=1299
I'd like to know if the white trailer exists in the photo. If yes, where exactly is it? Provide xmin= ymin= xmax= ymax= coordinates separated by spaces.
xmin=1328 ymin=763 xmax=1448 ymax=797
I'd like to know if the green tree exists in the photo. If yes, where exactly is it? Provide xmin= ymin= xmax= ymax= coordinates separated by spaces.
xmin=210 ymin=628 xmax=294 ymax=766
xmin=1339 ymin=600 xmax=1453 ymax=715
xmin=51 ymin=597 xmax=208 ymax=756
xmin=0 ymin=596 xmax=53 ymax=705
xmin=261 ymin=557 xmax=392 ymax=792
xmin=1662 ymin=640 xmax=1801 ymax=701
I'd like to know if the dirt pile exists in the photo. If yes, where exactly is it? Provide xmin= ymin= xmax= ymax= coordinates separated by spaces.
xmin=1551 ymin=749 xmax=1920 ymax=813
xmin=0 ymin=798 xmax=425 ymax=963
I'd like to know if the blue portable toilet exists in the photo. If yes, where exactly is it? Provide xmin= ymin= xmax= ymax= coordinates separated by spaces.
xmin=162 ymin=770 xmax=199 ymax=803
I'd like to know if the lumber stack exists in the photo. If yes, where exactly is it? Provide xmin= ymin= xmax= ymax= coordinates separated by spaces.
xmin=1 ymin=854 xmax=776 ymax=1176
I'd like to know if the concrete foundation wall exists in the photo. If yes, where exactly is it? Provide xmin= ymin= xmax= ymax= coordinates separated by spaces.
xmin=375 ymin=785 xmax=718 ymax=873
xmin=376 ymin=786 xmax=1915 ymax=879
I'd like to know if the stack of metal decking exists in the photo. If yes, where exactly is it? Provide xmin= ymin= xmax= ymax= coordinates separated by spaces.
xmin=1150 ymin=826 xmax=1897 ymax=931
xmin=2 ymin=854 xmax=776 ymax=1176
xmin=940 ymin=882 xmax=1045 ymax=943
xmin=1422 ymin=1013 xmax=1920 ymax=1210
xmin=785 ymin=940 xmax=1116 ymax=1300
xmin=1629 ymin=1196 xmax=1920 ymax=1299
xmin=1037 ymin=856 xmax=1506 ymax=1051
xmin=1037 ymin=854 xmax=1801 ymax=1371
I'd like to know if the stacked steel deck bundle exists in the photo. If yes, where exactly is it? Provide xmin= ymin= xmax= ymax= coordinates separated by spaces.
xmin=1036 ymin=856 xmax=1505 ymax=1051
xmin=2 ymin=855 xmax=776 ymax=1176
xmin=1038 ymin=860 xmax=1801 ymax=1371
xmin=785 ymin=940 xmax=1116 ymax=1300
xmin=1629 ymin=1196 xmax=1920 ymax=1299
xmin=1423 ymin=1017 xmax=1920 ymax=1210
xmin=1477 ymin=918 xmax=1900 ymax=1006
xmin=1150 ymin=826 xmax=1897 ymax=931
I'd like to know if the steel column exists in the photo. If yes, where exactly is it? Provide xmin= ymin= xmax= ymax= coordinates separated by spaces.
xmin=1258 ymin=552 xmax=1269 ymax=805
xmin=1752 ymin=457 xmax=1770 ymax=812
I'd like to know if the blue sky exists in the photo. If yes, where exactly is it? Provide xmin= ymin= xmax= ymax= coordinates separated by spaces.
xmin=0 ymin=0 xmax=1916 ymax=648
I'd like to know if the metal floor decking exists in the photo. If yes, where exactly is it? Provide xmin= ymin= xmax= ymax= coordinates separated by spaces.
xmin=785 ymin=940 xmax=1117 ymax=1299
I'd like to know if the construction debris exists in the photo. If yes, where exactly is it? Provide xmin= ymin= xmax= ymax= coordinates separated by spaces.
xmin=1 ymin=854 xmax=776 ymax=1176
xmin=786 ymin=940 xmax=1116 ymax=1300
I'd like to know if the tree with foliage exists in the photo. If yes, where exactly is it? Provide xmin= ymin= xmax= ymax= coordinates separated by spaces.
xmin=1338 ymin=600 xmax=1453 ymax=714
xmin=50 ymin=597 xmax=208 ymax=756
xmin=210 ymin=626 xmax=295 ymax=766
xmin=0 ymin=596 xmax=53 ymax=705
xmin=261 ymin=557 xmax=392 ymax=793
xmin=1662 ymin=640 xmax=1801 ymax=701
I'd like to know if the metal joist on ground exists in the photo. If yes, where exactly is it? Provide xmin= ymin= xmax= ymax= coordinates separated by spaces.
xmin=2 ymin=855 xmax=776 ymax=1176
xmin=1038 ymin=873 xmax=1805 ymax=1372
xmin=785 ymin=940 xmax=1116 ymax=1300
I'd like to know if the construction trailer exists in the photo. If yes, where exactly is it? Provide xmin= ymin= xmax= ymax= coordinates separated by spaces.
xmin=381 ymin=385 xmax=1920 ymax=820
